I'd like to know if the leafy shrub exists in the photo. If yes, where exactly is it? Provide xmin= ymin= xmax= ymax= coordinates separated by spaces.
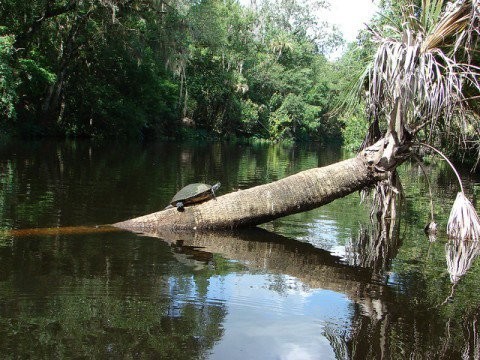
xmin=0 ymin=34 xmax=17 ymax=120
xmin=341 ymin=112 xmax=369 ymax=152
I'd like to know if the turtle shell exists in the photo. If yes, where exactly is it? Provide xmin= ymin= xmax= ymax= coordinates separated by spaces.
xmin=170 ymin=183 xmax=215 ymax=207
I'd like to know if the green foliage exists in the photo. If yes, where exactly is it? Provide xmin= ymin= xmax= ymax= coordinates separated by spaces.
xmin=0 ymin=33 xmax=17 ymax=121
xmin=269 ymin=107 xmax=292 ymax=141
xmin=268 ymin=93 xmax=321 ymax=141
xmin=239 ymin=98 xmax=261 ymax=135
xmin=0 ymin=0 xmax=348 ymax=141
xmin=341 ymin=112 xmax=369 ymax=152
xmin=16 ymin=59 xmax=56 ymax=119
xmin=63 ymin=42 xmax=179 ymax=138
xmin=169 ymin=0 xmax=344 ymax=142
xmin=18 ymin=59 xmax=56 ymax=85
xmin=332 ymin=34 xmax=377 ymax=150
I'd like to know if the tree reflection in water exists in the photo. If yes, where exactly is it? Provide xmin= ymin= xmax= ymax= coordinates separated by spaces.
xmin=3 ymin=218 xmax=480 ymax=358
xmin=0 ymin=232 xmax=227 ymax=359
xmin=149 ymin=225 xmax=451 ymax=358
xmin=344 ymin=215 xmax=401 ymax=282
xmin=341 ymin=215 xmax=480 ymax=359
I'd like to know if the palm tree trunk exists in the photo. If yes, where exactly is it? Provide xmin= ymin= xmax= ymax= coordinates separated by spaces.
xmin=114 ymin=152 xmax=387 ymax=232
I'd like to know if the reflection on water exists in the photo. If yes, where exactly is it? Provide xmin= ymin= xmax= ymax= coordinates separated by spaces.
xmin=446 ymin=239 xmax=480 ymax=284
xmin=0 ymin=140 xmax=480 ymax=358
xmin=345 ymin=216 xmax=401 ymax=281
xmin=207 ymin=275 xmax=348 ymax=359
xmin=0 ymin=232 xmax=227 ymax=358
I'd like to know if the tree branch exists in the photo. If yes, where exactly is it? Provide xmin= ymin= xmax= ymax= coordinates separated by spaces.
xmin=14 ymin=0 xmax=78 ymax=51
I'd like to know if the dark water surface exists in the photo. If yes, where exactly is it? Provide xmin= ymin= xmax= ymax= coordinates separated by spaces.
xmin=1 ymin=140 xmax=480 ymax=359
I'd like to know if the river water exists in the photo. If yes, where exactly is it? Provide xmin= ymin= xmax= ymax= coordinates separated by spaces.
xmin=0 ymin=140 xmax=480 ymax=359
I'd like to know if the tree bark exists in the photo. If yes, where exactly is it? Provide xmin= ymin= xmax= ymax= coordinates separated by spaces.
xmin=114 ymin=151 xmax=387 ymax=232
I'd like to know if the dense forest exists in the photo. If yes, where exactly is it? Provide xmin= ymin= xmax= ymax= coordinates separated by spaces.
xmin=0 ymin=0 xmax=345 ymax=141
xmin=0 ymin=0 xmax=479 ymax=156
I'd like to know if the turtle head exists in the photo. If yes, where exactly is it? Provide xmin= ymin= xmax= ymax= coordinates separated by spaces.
xmin=211 ymin=182 xmax=221 ymax=199
xmin=212 ymin=182 xmax=221 ymax=192
xmin=176 ymin=201 xmax=185 ymax=212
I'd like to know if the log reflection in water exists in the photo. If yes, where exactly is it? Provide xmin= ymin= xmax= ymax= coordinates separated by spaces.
xmin=139 ymin=227 xmax=385 ymax=302
xmin=137 ymin=227 xmax=480 ymax=358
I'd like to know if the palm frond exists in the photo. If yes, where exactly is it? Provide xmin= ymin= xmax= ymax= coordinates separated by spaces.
xmin=364 ymin=0 xmax=480 ymax=141
xmin=361 ymin=0 xmax=480 ymax=241
xmin=447 ymin=192 xmax=480 ymax=241
xmin=422 ymin=0 xmax=471 ymax=52
xmin=421 ymin=0 xmax=445 ymax=32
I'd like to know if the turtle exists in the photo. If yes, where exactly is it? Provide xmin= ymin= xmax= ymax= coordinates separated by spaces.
xmin=166 ymin=182 xmax=221 ymax=211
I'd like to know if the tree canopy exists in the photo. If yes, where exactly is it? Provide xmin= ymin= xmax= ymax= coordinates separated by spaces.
xmin=1 ymin=0 xmax=479 ymax=178
xmin=0 ymin=0 xmax=344 ymax=141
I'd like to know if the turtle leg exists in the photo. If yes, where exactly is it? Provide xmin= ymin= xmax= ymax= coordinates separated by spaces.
xmin=176 ymin=202 xmax=185 ymax=211
xmin=211 ymin=189 xmax=218 ymax=200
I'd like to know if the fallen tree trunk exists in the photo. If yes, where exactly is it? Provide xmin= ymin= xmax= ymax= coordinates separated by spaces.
xmin=114 ymin=151 xmax=387 ymax=232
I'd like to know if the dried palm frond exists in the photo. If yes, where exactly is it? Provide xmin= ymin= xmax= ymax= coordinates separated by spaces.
xmin=447 ymin=192 xmax=480 ymax=241
xmin=363 ymin=0 xmax=480 ymax=145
